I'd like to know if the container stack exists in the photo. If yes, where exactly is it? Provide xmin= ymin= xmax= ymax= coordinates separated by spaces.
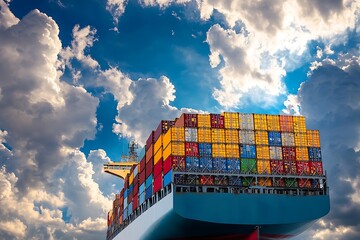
xmin=107 ymin=112 xmax=324 ymax=233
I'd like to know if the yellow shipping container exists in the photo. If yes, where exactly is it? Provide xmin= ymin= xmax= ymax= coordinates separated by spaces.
xmin=224 ymin=112 xmax=239 ymax=129
xmin=295 ymin=133 xmax=308 ymax=146
xmin=266 ymin=115 xmax=280 ymax=131
xmin=255 ymin=131 xmax=269 ymax=145
xmin=163 ymin=142 xmax=185 ymax=160
xmin=225 ymin=129 xmax=239 ymax=143
xmin=163 ymin=127 xmax=184 ymax=148
xmin=257 ymin=160 xmax=271 ymax=174
xmin=198 ymin=114 xmax=211 ymax=128
xmin=296 ymin=147 xmax=309 ymax=161
xmin=211 ymin=129 xmax=225 ymax=143
xmin=254 ymin=114 xmax=267 ymax=130
xmin=256 ymin=145 xmax=270 ymax=159
xmin=198 ymin=128 xmax=212 ymax=142
xmin=154 ymin=147 xmax=163 ymax=165
xmin=129 ymin=171 xmax=134 ymax=185
xmin=225 ymin=144 xmax=239 ymax=158
xmin=212 ymin=143 xmax=226 ymax=157
xmin=307 ymin=130 xmax=321 ymax=147
xmin=293 ymin=116 xmax=307 ymax=133
xmin=154 ymin=135 xmax=162 ymax=154
xmin=258 ymin=177 xmax=272 ymax=186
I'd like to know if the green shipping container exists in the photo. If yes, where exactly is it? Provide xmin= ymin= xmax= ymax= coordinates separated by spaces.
xmin=285 ymin=178 xmax=298 ymax=188
xmin=241 ymin=159 xmax=257 ymax=174
xmin=242 ymin=177 xmax=255 ymax=187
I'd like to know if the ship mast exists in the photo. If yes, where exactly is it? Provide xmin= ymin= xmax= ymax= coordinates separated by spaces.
xmin=103 ymin=140 xmax=139 ymax=179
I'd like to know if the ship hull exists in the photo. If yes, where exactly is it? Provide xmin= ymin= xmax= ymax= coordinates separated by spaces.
xmin=113 ymin=189 xmax=330 ymax=240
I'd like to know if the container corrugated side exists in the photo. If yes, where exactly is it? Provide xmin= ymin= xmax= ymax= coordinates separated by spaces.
xmin=310 ymin=161 xmax=323 ymax=175
xmin=282 ymin=146 xmax=296 ymax=160
xmin=270 ymin=160 xmax=284 ymax=174
xmin=224 ymin=112 xmax=239 ymax=129
xmin=186 ymin=157 xmax=199 ymax=172
xmin=163 ymin=127 xmax=185 ymax=148
xmin=225 ymin=129 xmax=239 ymax=143
xmin=185 ymin=127 xmax=198 ymax=142
xmin=163 ymin=142 xmax=185 ymax=160
xmin=296 ymin=147 xmax=309 ymax=161
xmin=256 ymin=145 xmax=270 ymax=159
xmin=266 ymin=114 xmax=280 ymax=131
xmin=298 ymin=178 xmax=311 ymax=188
xmin=255 ymin=131 xmax=269 ymax=145
xmin=212 ymin=143 xmax=226 ymax=157
xmin=239 ymin=130 xmax=255 ymax=144
xmin=153 ymin=158 xmax=162 ymax=178
xmin=268 ymin=131 xmax=282 ymax=146
xmin=200 ymin=175 xmax=214 ymax=185
xmin=308 ymin=147 xmax=322 ymax=161
xmin=198 ymin=143 xmax=212 ymax=157
xmin=280 ymin=115 xmax=294 ymax=132
xmin=164 ymin=155 xmax=185 ymax=172
xmin=293 ymin=116 xmax=307 ymax=133
xmin=296 ymin=161 xmax=310 ymax=175
xmin=164 ymin=170 xmax=172 ymax=186
xmin=284 ymin=160 xmax=297 ymax=175
xmin=146 ymin=144 xmax=153 ymax=163
xmin=281 ymin=132 xmax=295 ymax=146
xmin=213 ymin=158 xmax=227 ymax=173
xmin=153 ymin=174 xmax=163 ymax=193
xmin=175 ymin=113 xmax=198 ymax=128
xmin=253 ymin=114 xmax=267 ymax=130
xmin=185 ymin=142 xmax=199 ymax=157
xmin=226 ymin=158 xmax=240 ymax=173
xmin=307 ymin=130 xmax=321 ymax=147
xmin=225 ymin=144 xmax=240 ymax=158
xmin=210 ymin=114 xmax=225 ymax=129
xmin=211 ymin=129 xmax=225 ymax=143
xmin=269 ymin=146 xmax=282 ymax=160
xmin=240 ymin=144 xmax=256 ymax=158
xmin=258 ymin=177 xmax=272 ymax=187
xmin=239 ymin=113 xmax=254 ymax=130
xmin=240 ymin=159 xmax=257 ymax=173
xmin=257 ymin=160 xmax=271 ymax=174
xmin=228 ymin=176 xmax=242 ymax=186
xmin=214 ymin=176 xmax=228 ymax=185
xmin=199 ymin=157 xmax=212 ymax=172
xmin=198 ymin=128 xmax=212 ymax=142
xmin=295 ymin=132 xmax=308 ymax=146
xmin=197 ymin=114 xmax=211 ymax=128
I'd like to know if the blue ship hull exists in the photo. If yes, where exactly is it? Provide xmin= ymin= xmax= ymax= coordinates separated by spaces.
xmin=113 ymin=188 xmax=330 ymax=240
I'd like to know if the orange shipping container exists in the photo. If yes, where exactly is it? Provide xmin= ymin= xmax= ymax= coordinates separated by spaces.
xmin=295 ymin=133 xmax=308 ymax=147
xmin=255 ymin=131 xmax=269 ymax=145
xmin=163 ymin=142 xmax=185 ymax=160
xmin=293 ymin=116 xmax=307 ymax=133
xmin=198 ymin=114 xmax=211 ymax=128
xmin=266 ymin=115 xmax=280 ymax=131
xmin=225 ymin=129 xmax=239 ymax=143
xmin=154 ymin=147 xmax=163 ymax=165
xmin=307 ymin=130 xmax=321 ymax=147
xmin=257 ymin=160 xmax=271 ymax=174
xmin=296 ymin=147 xmax=309 ymax=161
xmin=258 ymin=177 xmax=272 ymax=186
xmin=211 ymin=129 xmax=225 ymax=143
xmin=200 ymin=175 xmax=214 ymax=185
xmin=254 ymin=114 xmax=267 ymax=130
xmin=198 ymin=128 xmax=212 ymax=142
xmin=212 ymin=143 xmax=226 ymax=158
xmin=146 ymin=145 xmax=153 ymax=163
xmin=224 ymin=112 xmax=239 ymax=129
xmin=163 ymin=127 xmax=184 ymax=148
xmin=280 ymin=115 xmax=294 ymax=132
xmin=154 ymin=135 xmax=162 ymax=154
xmin=256 ymin=145 xmax=270 ymax=159
xmin=225 ymin=144 xmax=240 ymax=158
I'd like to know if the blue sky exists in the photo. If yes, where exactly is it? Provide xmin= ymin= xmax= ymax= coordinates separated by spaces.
xmin=0 ymin=0 xmax=359 ymax=239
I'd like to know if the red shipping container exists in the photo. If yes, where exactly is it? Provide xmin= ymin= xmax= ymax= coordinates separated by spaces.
xmin=164 ymin=156 xmax=186 ymax=174
xmin=280 ymin=115 xmax=294 ymax=132
xmin=140 ymin=157 xmax=146 ymax=173
xmin=282 ymin=147 xmax=296 ymax=160
xmin=296 ymin=161 xmax=310 ymax=175
xmin=127 ymin=192 xmax=133 ymax=204
xmin=185 ymin=142 xmax=199 ymax=156
xmin=200 ymin=175 xmax=214 ymax=185
xmin=146 ymin=131 xmax=155 ymax=150
xmin=153 ymin=174 xmax=163 ymax=193
xmin=132 ymin=194 xmax=138 ymax=211
xmin=270 ymin=160 xmax=284 ymax=174
xmin=284 ymin=160 xmax=297 ymax=175
xmin=175 ymin=113 xmax=198 ymax=127
xmin=124 ymin=174 xmax=129 ymax=188
xmin=146 ymin=145 xmax=153 ymax=163
xmin=210 ymin=114 xmax=224 ymax=128
xmin=133 ymin=174 xmax=139 ymax=186
xmin=139 ymin=170 xmax=146 ymax=184
xmin=310 ymin=161 xmax=323 ymax=176
xmin=154 ymin=120 xmax=175 ymax=141
xmin=298 ymin=178 xmax=311 ymax=188
xmin=154 ymin=158 xmax=163 ymax=178
xmin=120 ymin=188 xmax=124 ymax=197
xmin=133 ymin=183 xmax=139 ymax=195
xmin=273 ymin=178 xmax=285 ymax=187
xmin=146 ymin=158 xmax=154 ymax=178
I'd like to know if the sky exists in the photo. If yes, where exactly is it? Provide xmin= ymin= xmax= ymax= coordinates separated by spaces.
xmin=0 ymin=0 xmax=359 ymax=239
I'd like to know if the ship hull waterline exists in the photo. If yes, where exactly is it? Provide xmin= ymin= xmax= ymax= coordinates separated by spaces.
xmin=113 ymin=189 xmax=330 ymax=240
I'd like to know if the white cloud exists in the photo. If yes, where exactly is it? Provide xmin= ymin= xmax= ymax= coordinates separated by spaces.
xmin=139 ymin=0 xmax=191 ymax=8
xmin=0 ymin=218 xmax=27 ymax=239
xmin=0 ymin=0 xmax=18 ymax=29
xmin=282 ymin=94 xmax=300 ymax=115
xmin=106 ymin=0 xmax=128 ymax=32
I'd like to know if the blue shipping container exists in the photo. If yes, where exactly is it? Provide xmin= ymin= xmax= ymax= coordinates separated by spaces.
xmin=229 ymin=176 xmax=242 ymax=186
xmin=139 ymin=147 xmax=146 ymax=160
xmin=145 ymin=186 xmax=153 ymax=200
xmin=139 ymin=183 xmax=145 ymax=194
xmin=164 ymin=170 xmax=172 ymax=187
xmin=226 ymin=158 xmax=240 ymax=173
xmin=268 ymin=131 xmax=282 ymax=146
xmin=213 ymin=158 xmax=227 ymax=172
xmin=145 ymin=174 xmax=153 ymax=188
xmin=139 ymin=192 xmax=146 ymax=205
xmin=199 ymin=157 xmax=213 ymax=172
xmin=198 ymin=143 xmax=212 ymax=157
xmin=309 ymin=147 xmax=322 ymax=161
xmin=186 ymin=157 xmax=199 ymax=172
xmin=128 ymin=184 xmax=133 ymax=194
xmin=128 ymin=203 xmax=133 ymax=216
xmin=240 ymin=144 xmax=256 ymax=158
xmin=123 ymin=207 xmax=128 ymax=219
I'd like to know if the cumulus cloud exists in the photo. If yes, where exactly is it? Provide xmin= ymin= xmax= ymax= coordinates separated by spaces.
xmin=106 ymin=0 xmax=128 ymax=32
xmin=139 ymin=0 xmax=191 ymax=8
xmin=0 ymin=3 xmax=118 ymax=239
xmin=293 ymin=53 xmax=360 ymax=239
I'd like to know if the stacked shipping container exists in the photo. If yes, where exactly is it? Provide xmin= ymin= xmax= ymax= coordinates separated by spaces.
xmin=108 ymin=112 xmax=324 ymax=232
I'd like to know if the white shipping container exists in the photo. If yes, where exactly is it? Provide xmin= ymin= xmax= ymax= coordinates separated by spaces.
xmin=239 ymin=130 xmax=255 ymax=144
xmin=281 ymin=132 xmax=295 ymax=146
xmin=269 ymin=146 xmax=283 ymax=160
xmin=239 ymin=113 xmax=254 ymax=130
xmin=185 ymin=128 xmax=198 ymax=142
xmin=134 ymin=165 xmax=138 ymax=177
xmin=124 ymin=197 xmax=128 ymax=208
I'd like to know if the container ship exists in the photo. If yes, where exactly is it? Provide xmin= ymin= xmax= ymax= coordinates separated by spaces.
xmin=105 ymin=112 xmax=330 ymax=240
